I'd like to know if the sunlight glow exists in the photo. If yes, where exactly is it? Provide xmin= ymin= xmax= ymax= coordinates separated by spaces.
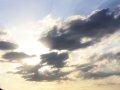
xmin=19 ymin=41 xmax=49 ymax=57
xmin=38 ymin=66 xmax=51 ymax=72
xmin=18 ymin=41 xmax=49 ymax=65
xmin=23 ymin=57 xmax=40 ymax=65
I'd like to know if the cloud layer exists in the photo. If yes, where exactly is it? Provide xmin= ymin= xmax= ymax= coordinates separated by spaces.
xmin=40 ymin=8 xmax=120 ymax=50
xmin=6 ymin=6 xmax=120 ymax=83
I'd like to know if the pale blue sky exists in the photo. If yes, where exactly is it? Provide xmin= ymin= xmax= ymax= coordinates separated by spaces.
xmin=0 ymin=0 xmax=118 ymax=27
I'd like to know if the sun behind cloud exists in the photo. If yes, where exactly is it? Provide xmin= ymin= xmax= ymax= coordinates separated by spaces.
xmin=19 ymin=41 xmax=49 ymax=56
xmin=18 ymin=41 xmax=49 ymax=65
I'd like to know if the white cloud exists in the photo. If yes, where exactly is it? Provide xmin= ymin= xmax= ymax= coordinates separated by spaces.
xmin=0 ymin=29 xmax=11 ymax=40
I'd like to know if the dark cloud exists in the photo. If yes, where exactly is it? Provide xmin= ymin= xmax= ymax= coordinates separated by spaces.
xmin=77 ymin=64 xmax=97 ymax=72
xmin=81 ymin=71 xmax=120 ymax=79
xmin=40 ymin=52 xmax=68 ymax=68
xmin=40 ymin=27 xmax=94 ymax=50
xmin=6 ymin=52 xmax=70 ymax=82
xmin=39 ymin=8 xmax=120 ymax=51
xmin=22 ymin=69 xmax=70 ymax=82
xmin=7 ymin=51 xmax=71 ymax=82
xmin=5 ymin=51 xmax=70 ymax=82
xmin=11 ymin=64 xmax=71 ymax=82
xmin=2 ymin=52 xmax=36 ymax=61
xmin=0 ymin=41 xmax=18 ymax=50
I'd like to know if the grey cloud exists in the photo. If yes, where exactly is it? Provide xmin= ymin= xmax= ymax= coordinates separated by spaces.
xmin=0 ymin=41 xmax=18 ymax=50
xmin=2 ymin=52 xmax=36 ymax=61
xmin=0 ymin=60 xmax=8 ymax=63
xmin=7 ymin=52 xmax=70 ymax=82
xmin=76 ymin=64 xmax=120 ymax=79
xmin=40 ymin=52 xmax=68 ymax=68
xmin=97 ymin=82 xmax=120 ymax=86
xmin=77 ymin=65 xmax=97 ymax=72
xmin=90 ymin=52 xmax=120 ymax=61
xmin=8 ymin=6 xmax=120 ymax=82
xmin=82 ymin=71 xmax=120 ymax=79
xmin=40 ymin=28 xmax=94 ymax=50
xmin=76 ymin=52 xmax=120 ymax=79
xmin=39 ymin=8 xmax=120 ymax=51
xmin=11 ymin=64 xmax=70 ymax=82
xmin=22 ymin=69 xmax=70 ymax=82
xmin=15 ymin=64 xmax=40 ymax=74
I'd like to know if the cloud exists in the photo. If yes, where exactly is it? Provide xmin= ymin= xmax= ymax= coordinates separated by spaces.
xmin=40 ymin=52 xmax=69 ymax=68
xmin=15 ymin=64 xmax=40 ymax=74
xmin=11 ymin=64 xmax=71 ymax=82
xmin=76 ymin=62 xmax=120 ymax=79
xmin=77 ymin=64 xmax=97 ymax=72
xmin=2 ymin=52 xmax=36 ymax=61
xmin=82 ymin=71 xmax=120 ymax=79
xmin=116 ymin=4 xmax=120 ymax=10
xmin=39 ymin=8 xmax=120 ymax=51
xmin=8 ymin=52 xmax=70 ymax=82
xmin=76 ymin=51 xmax=120 ymax=79
xmin=0 ymin=41 xmax=18 ymax=50
xmin=0 ymin=60 xmax=8 ymax=63
xmin=22 ymin=69 xmax=70 ymax=82
xmin=0 ymin=29 xmax=11 ymax=40
xmin=7 ymin=6 xmax=120 ymax=83
xmin=89 ymin=52 xmax=120 ymax=62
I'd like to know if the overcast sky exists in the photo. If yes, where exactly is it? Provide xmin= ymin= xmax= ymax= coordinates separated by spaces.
xmin=1 ymin=0 xmax=120 ymax=90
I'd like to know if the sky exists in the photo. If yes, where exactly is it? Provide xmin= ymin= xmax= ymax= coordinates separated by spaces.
xmin=1 ymin=0 xmax=120 ymax=90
